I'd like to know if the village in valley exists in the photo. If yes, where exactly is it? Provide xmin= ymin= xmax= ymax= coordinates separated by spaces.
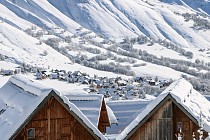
xmin=0 ymin=66 xmax=172 ymax=100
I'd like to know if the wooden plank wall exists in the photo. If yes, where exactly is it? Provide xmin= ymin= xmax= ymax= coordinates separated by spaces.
xmin=129 ymin=100 xmax=173 ymax=140
xmin=14 ymin=97 xmax=96 ymax=140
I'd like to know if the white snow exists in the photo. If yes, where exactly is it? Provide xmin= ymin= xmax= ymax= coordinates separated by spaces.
xmin=9 ymin=74 xmax=50 ymax=96
xmin=131 ymin=60 xmax=191 ymax=80
xmin=0 ymin=22 xmax=71 ymax=68
xmin=106 ymin=105 xmax=118 ymax=124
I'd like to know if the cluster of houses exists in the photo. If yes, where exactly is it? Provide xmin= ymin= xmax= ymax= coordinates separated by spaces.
xmin=0 ymin=64 xmax=38 ymax=76
xmin=1 ymin=75 xmax=210 ymax=140
xmin=1 ymin=67 xmax=171 ymax=102
xmin=35 ymin=69 xmax=171 ymax=100
xmin=0 ymin=68 xmax=21 ymax=76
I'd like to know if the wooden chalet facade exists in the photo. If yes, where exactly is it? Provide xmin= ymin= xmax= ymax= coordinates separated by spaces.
xmin=11 ymin=91 xmax=104 ymax=140
xmin=122 ymin=95 xmax=208 ymax=140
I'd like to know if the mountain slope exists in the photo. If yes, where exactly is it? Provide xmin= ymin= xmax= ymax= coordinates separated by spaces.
xmin=163 ymin=0 xmax=210 ymax=15
xmin=48 ymin=0 xmax=141 ymax=39
xmin=0 ymin=0 xmax=81 ymax=32
xmin=0 ymin=21 xmax=71 ymax=68
xmin=1 ymin=0 xmax=210 ymax=47
xmin=47 ymin=0 xmax=210 ymax=48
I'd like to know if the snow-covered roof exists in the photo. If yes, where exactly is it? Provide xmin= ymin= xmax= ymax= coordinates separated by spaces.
xmin=117 ymin=78 xmax=210 ymax=140
xmin=0 ymin=75 xmax=106 ymax=140
xmin=0 ymin=75 xmax=52 ymax=140
xmin=66 ymin=94 xmax=117 ymax=127
xmin=106 ymin=99 xmax=150 ymax=135
xmin=205 ymin=96 xmax=210 ymax=102
xmin=66 ymin=94 xmax=103 ymax=127
xmin=106 ymin=105 xmax=118 ymax=125
xmin=117 ymin=80 xmax=127 ymax=84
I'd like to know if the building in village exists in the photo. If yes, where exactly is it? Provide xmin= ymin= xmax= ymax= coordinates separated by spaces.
xmin=1 ymin=75 xmax=210 ymax=140
xmin=0 ymin=75 xmax=107 ymax=140
xmin=116 ymin=78 xmax=210 ymax=140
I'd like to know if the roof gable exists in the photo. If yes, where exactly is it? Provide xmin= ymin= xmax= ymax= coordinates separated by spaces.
xmin=117 ymin=78 xmax=210 ymax=140
xmin=99 ymin=98 xmax=111 ymax=126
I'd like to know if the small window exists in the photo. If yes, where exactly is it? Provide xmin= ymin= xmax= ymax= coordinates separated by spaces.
xmin=27 ymin=128 xmax=35 ymax=139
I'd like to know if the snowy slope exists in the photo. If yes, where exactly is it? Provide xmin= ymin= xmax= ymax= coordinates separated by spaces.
xmin=0 ymin=0 xmax=81 ymax=31
xmin=163 ymin=0 xmax=210 ymax=15
xmin=1 ymin=0 xmax=209 ymax=47
xmin=47 ymin=0 xmax=210 ymax=61
xmin=48 ymin=0 xmax=141 ymax=39
xmin=48 ymin=0 xmax=210 ymax=47
xmin=0 ymin=22 xmax=71 ymax=68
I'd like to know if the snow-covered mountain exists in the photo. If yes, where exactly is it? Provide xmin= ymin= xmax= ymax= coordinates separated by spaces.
xmin=44 ymin=0 xmax=210 ymax=46
xmin=1 ymin=0 xmax=210 ymax=44
xmin=0 ymin=0 xmax=210 ymax=81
